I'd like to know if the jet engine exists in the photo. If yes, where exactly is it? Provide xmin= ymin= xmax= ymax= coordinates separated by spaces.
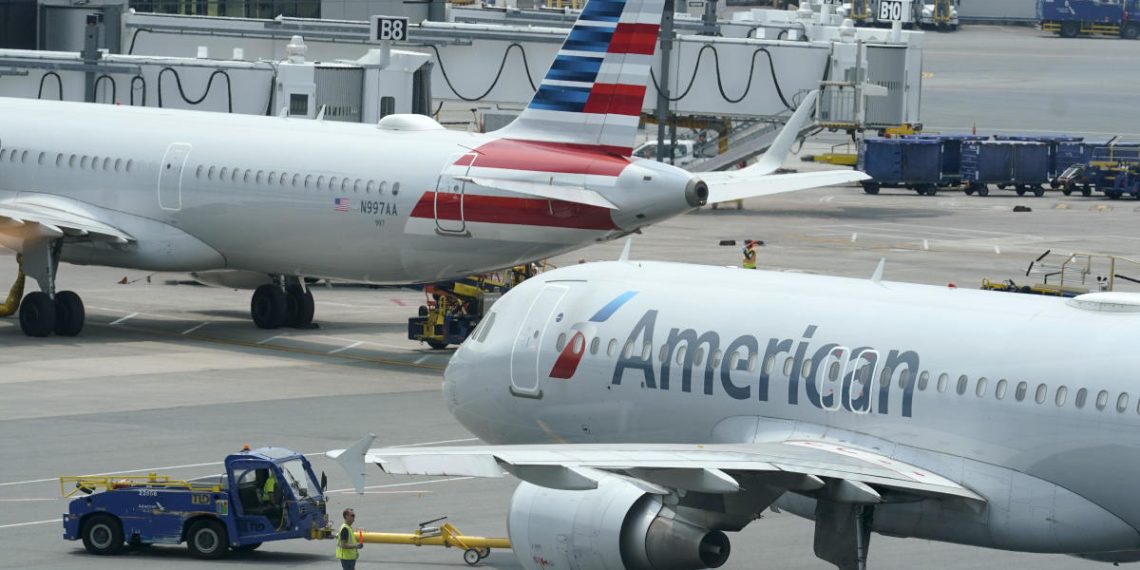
xmin=508 ymin=475 xmax=731 ymax=570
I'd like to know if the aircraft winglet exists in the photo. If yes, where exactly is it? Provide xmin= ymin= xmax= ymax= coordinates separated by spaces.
xmin=750 ymin=90 xmax=820 ymax=176
xmin=329 ymin=433 xmax=376 ymax=495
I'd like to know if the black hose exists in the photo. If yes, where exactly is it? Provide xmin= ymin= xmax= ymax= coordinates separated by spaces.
xmin=130 ymin=75 xmax=147 ymax=106
xmin=649 ymin=44 xmax=793 ymax=110
xmin=157 ymin=67 xmax=234 ymax=113
xmin=426 ymin=42 xmax=537 ymax=102
xmin=37 ymin=72 xmax=63 ymax=100
xmin=127 ymin=28 xmax=152 ymax=55
xmin=93 ymin=75 xmax=116 ymax=104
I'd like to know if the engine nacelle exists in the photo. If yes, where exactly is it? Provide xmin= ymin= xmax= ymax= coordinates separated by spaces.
xmin=508 ymin=476 xmax=730 ymax=570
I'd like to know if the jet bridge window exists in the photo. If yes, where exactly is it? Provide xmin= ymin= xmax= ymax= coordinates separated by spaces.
xmin=1075 ymin=388 xmax=1088 ymax=409
xmin=975 ymin=377 xmax=988 ymax=397
xmin=995 ymin=379 xmax=1008 ymax=400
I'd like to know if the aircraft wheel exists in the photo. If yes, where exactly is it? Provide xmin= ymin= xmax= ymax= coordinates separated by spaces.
xmin=187 ymin=519 xmax=230 ymax=559
xmin=251 ymin=285 xmax=287 ymax=329
xmin=19 ymin=291 xmax=55 ymax=337
xmin=285 ymin=284 xmax=315 ymax=327
xmin=82 ymin=514 xmax=124 ymax=555
xmin=54 ymin=290 xmax=85 ymax=337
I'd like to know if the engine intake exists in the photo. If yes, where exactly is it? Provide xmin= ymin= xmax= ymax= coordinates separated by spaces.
xmin=508 ymin=475 xmax=731 ymax=570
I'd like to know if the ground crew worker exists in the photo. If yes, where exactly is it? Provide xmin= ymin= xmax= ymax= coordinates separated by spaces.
xmin=742 ymin=240 xmax=761 ymax=269
xmin=337 ymin=508 xmax=364 ymax=569
xmin=260 ymin=469 xmax=277 ymax=504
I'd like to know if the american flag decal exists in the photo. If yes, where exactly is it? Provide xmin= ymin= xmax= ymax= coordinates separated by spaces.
xmin=334 ymin=198 xmax=350 ymax=212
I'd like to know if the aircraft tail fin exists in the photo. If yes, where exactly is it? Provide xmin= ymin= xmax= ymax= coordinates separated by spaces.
xmin=491 ymin=0 xmax=666 ymax=156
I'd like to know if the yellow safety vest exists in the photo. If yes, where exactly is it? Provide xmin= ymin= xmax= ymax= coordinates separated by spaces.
xmin=336 ymin=523 xmax=359 ymax=560
xmin=261 ymin=472 xmax=277 ymax=502
xmin=742 ymin=247 xmax=757 ymax=269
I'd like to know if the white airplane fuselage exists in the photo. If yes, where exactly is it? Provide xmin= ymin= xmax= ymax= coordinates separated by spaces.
xmin=445 ymin=261 xmax=1140 ymax=556
xmin=0 ymin=98 xmax=695 ymax=283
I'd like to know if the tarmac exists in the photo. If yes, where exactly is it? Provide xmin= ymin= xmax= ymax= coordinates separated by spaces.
xmin=3 ymin=23 xmax=1140 ymax=570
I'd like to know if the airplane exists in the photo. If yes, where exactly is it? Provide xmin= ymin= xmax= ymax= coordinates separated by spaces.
xmin=0 ymin=0 xmax=866 ymax=339
xmin=332 ymin=255 xmax=1140 ymax=569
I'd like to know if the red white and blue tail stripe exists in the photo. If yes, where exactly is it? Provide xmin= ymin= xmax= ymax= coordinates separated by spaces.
xmin=493 ymin=0 xmax=664 ymax=156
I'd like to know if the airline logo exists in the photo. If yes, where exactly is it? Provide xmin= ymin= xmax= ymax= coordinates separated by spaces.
xmin=549 ymin=291 xmax=637 ymax=379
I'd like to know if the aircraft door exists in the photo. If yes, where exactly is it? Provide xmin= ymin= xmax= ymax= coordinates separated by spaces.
xmin=434 ymin=152 xmax=476 ymax=235
xmin=158 ymin=142 xmax=192 ymax=211
xmin=510 ymin=283 xmax=569 ymax=399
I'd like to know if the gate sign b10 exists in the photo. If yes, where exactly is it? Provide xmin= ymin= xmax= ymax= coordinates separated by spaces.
xmin=369 ymin=16 xmax=409 ymax=42
xmin=877 ymin=0 xmax=912 ymax=23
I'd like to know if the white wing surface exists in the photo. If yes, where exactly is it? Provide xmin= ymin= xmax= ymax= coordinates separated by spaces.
xmin=329 ymin=437 xmax=983 ymax=504
xmin=0 ymin=198 xmax=133 ymax=243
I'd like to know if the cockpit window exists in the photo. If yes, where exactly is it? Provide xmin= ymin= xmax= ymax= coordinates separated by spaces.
xmin=473 ymin=312 xmax=496 ymax=343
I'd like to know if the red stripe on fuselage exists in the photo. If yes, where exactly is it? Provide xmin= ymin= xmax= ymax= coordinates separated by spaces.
xmin=583 ymin=83 xmax=647 ymax=117
xmin=609 ymin=23 xmax=660 ymax=55
xmin=456 ymin=139 xmax=632 ymax=176
xmin=411 ymin=192 xmax=619 ymax=231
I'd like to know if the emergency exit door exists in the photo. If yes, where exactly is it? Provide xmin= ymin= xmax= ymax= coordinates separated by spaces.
xmin=510 ymin=284 xmax=569 ymax=399
xmin=158 ymin=142 xmax=192 ymax=211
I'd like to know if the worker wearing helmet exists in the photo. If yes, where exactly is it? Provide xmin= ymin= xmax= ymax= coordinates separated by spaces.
xmin=337 ymin=508 xmax=364 ymax=569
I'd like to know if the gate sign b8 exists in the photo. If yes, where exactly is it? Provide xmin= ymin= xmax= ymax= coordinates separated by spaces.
xmin=369 ymin=16 xmax=409 ymax=42
xmin=877 ymin=0 xmax=912 ymax=23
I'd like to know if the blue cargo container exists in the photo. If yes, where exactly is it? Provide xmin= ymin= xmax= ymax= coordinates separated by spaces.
xmin=857 ymin=138 xmax=943 ymax=195
xmin=962 ymin=140 xmax=1050 ymax=196
xmin=1038 ymin=0 xmax=1140 ymax=39
xmin=914 ymin=134 xmax=988 ymax=182
xmin=994 ymin=134 xmax=1084 ymax=182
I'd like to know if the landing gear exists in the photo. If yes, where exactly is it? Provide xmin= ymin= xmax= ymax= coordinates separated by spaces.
xmin=814 ymin=499 xmax=875 ymax=570
xmin=251 ymin=279 xmax=316 ymax=329
xmin=13 ymin=239 xmax=87 ymax=338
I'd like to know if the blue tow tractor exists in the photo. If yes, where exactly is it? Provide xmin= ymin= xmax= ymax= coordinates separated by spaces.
xmin=61 ymin=446 xmax=334 ymax=558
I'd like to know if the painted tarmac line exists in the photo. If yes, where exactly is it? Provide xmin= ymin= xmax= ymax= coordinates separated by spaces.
xmin=0 ymin=519 xmax=58 ymax=530
xmin=257 ymin=334 xmax=287 ymax=345
xmin=414 ymin=355 xmax=430 ymax=364
xmin=329 ymin=341 xmax=364 ymax=354
xmin=181 ymin=322 xmax=209 ymax=335
xmin=109 ymin=312 xmax=139 ymax=325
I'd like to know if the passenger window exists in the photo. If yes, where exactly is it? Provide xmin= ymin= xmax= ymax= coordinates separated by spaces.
xmin=995 ymin=379 xmax=1007 ymax=400
xmin=675 ymin=347 xmax=688 ymax=366
xmin=607 ymin=339 xmax=617 ymax=357
xmin=330 ymin=176 xmax=339 ymax=191
xmin=1055 ymin=385 xmax=1068 ymax=407
xmin=126 ymin=159 xmax=134 ymax=172
xmin=659 ymin=345 xmax=669 ymax=362
xmin=281 ymin=173 xmax=289 ymax=187
xmin=379 ymin=181 xmax=388 ymax=195
xmin=102 ymin=157 xmax=110 ymax=170
xmin=0 ymin=149 xmax=7 ymax=160
xmin=68 ymin=155 xmax=77 ymax=167
xmin=642 ymin=341 xmax=652 ymax=360
xmin=392 ymin=182 xmax=400 ymax=195
xmin=1096 ymin=390 xmax=1109 ymax=411
xmin=1035 ymin=384 xmax=1047 ymax=404
xmin=748 ymin=353 xmax=758 ymax=373
xmin=898 ymin=368 xmax=911 ymax=390
xmin=801 ymin=359 xmax=812 ymax=378
xmin=38 ymin=152 xmax=45 ymax=165
xmin=763 ymin=356 xmax=774 ymax=375
xmin=917 ymin=371 xmax=929 ymax=391
xmin=956 ymin=375 xmax=968 ymax=395
xmin=341 ymin=178 xmax=350 ymax=192
xmin=354 ymin=179 xmax=363 ymax=193
xmin=55 ymin=154 xmax=63 ymax=167
xmin=829 ymin=361 xmax=841 ymax=382
xmin=975 ymin=377 xmax=988 ymax=397
xmin=556 ymin=333 xmax=566 ymax=351
xmin=196 ymin=165 xmax=204 ymax=178
xmin=622 ymin=342 xmax=633 ymax=359
xmin=256 ymin=170 xmax=264 ymax=184
xmin=244 ymin=170 xmax=252 ymax=183
xmin=1015 ymin=381 xmax=1028 ymax=402
xmin=81 ymin=156 xmax=90 ymax=169
xmin=292 ymin=173 xmax=300 ymax=186
xmin=783 ymin=357 xmax=793 ymax=377
xmin=367 ymin=180 xmax=375 ymax=194
xmin=21 ymin=150 xmax=28 ymax=163
xmin=937 ymin=373 xmax=949 ymax=393
xmin=268 ymin=171 xmax=277 ymax=185
xmin=114 ymin=158 xmax=122 ymax=171
xmin=881 ymin=367 xmax=893 ymax=387
xmin=589 ymin=337 xmax=600 ymax=355
xmin=207 ymin=166 xmax=215 ymax=180
xmin=1075 ymin=388 xmax=1088 ymax=409
xmin=1117 ymin=392 xmax=1129 ymax=413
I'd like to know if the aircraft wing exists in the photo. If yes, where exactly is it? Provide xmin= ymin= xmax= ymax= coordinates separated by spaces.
xmin=0 ymin=198 xmax=133 ymax=243
xmin=329 ymin=436 xmax=983 ymax=504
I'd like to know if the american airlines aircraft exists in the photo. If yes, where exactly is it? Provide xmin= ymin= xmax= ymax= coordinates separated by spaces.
xmin=333 ymin=257 xmax=1140 ymax=569
xmin=0 ymin=0 xmax=865 ymax=339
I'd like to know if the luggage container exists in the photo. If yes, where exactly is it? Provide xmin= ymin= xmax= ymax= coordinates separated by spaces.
xmin=907 ymin=134 xmax=987 ymax=185
xmin=994 ymin=134 xmax=1085 ymax=186
xmin=857 ymin=138 xmax=943 ymax=195
xmin=962 ymin=140 xmax=1050 ymax=197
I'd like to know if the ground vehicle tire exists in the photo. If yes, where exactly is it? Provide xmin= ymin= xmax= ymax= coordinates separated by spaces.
xmin=19 ymin=291 xmax=55 ymax=337
xmin=997 ymin=183 xmax=1008 ymax=190
xmin=1062 ymin=188 xmax=1072 ymax=196
xmin=1081 ymin=186 xmax=1092 ymax=197
xmin=861 ymin=182 xmax=880 ymax=195
xmin=464 ymin=548 xmax=481 ymax=565
xmin=251 ymin=284 xmax=287 ymax=329
xmin=1107 ymin=191 xmax=1122 ymax=200
xmin=964 ymin=187 xmax=975 ymax=195
xmin=1033 ymin=186 xmax=1046 ymax=197
xmin=1015 ymin=187 xmax=1026 ymax=196
xmin=1060 ymin=21 xmax=1080 ymax=38
xmin=234 ymin=542 xmax=262 ymax=552
xmin=427 ymin=340 xmax=449 ymax=350
xmin=54 ymin=290 xmax=85 ymax=336
xmin=187 ymin=519 xmax=230 ymax=559
xmin=977 ymin=185 xmax=990 ymax=197
xmin=1123 ymin=23 xmax=1140 ymax=40
xmin=82 ymin=514 xmax=124 ymax=555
